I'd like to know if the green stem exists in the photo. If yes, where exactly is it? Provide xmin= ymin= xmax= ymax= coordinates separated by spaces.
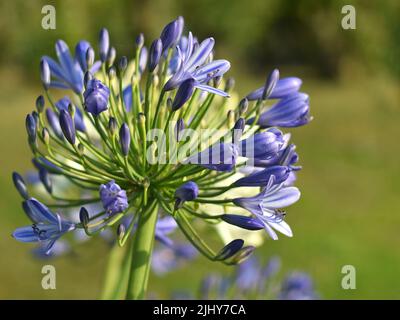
xmin=125 ymin=199 xmax=158 ymax=300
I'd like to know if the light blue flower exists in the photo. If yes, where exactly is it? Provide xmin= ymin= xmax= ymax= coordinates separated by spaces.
xmin=42 ymin=40 xmax=101 ymax=94
xmin=233 ymin=179 xmax=300 ymax=240
xmin=12 ymin=198 xmax=75 ymax=255
xmin=164 ymin=35 xmax=230 ymax=96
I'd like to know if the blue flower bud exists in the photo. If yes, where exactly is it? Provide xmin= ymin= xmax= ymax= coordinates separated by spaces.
xmin=262 ymin=68 xmax=280 ymax=100
xmin=40 ymin=59 xmax=51 ymax=89
xmin=35 ymin=95 xmax=45 ymax=113
xmin=100 ymin=180 xmax=129 ymax=215
xmin=79 ymin=207 xmax=89 ymax=225
xmin=107 ymin=47 xmax=116 ymax=67
xmin=108 ymin=117 xmax=117 ymax=135
xmin=149 ymin=38 xmax=162 ymax=72
xmin=172 ymin=78 xmax=195 ymax=111
xmin=83 ymin=79 xmax=110 ymax=116
xmin=32 ymin=157 xmax=61 ymax=175
xmin=233 ymin=165 xmax=290 ymax=187
xmin=160 ymin=18 xmax=180 ymax=52
xmin=12 ymin=172 xmax=29 ymax=200
xmin=136 ymin=33 xmax=144 ymax=47
xmin=118 ymin=56 xmax=128 ymax=73
xmin=39 ymin=168 xmax=52 ymax=194
xmin=45 ymin=109 xmax=63 ymax=139
xmin=221 ymin=214 xmax=264 ymax=230
xmin=25 ymin=114 xmax=37 ymax=142
xmin=215 ymin=239 xmax=244 ymax=261
xmin=59 ymin=109 xmax=76 ymax=145
xmin=86 ymin=47 xmax=95 ymax=70
xmin=174 ymin=181 xmax=199 ymax=209
xmin=119 ymin=123 xmax=131 ymax=156
xmin=139 ymin=46 xmax=148 ymax=74
xmin=231 ymin=245 xmax=255 ymax=264
xmin=55 ymin=97 xmax=86 ymax=132
xmin=239 ymin=98 xmax=249 ymax=115
xmin=225 ymin=77 xmax=235 ymax=92
xmin=99 ymin=28 xmax=110 ymax=62
xmin=84 ymin=71 xmax=93 ymax=89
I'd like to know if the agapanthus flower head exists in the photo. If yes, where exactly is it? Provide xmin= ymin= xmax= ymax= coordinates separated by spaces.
xmin=13 ymin=18 xmax=312 ymax=298
xmin=99 ymin=180 xmax=128 ymax=215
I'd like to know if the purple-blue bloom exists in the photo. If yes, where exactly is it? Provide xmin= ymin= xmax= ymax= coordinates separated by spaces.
xmin=12 ymin=172 xmax=29 ymax=200
xmin=99 ymin=180 xmax=129 ymax=215
xmin=40 ymin=59 xmax=51 ymax=89
xmin=239 ymin=128 xmax=285 ymax=159
xmin=164 ymin=36 xmax=230 ymax=97
xmin=83 ymin=78 xmax=110 ymax=115
xmin=25 ymin=114 xmax=37 ymax=142
xmin=221 ymin=214 xmax=264 ymax=231
xmin=233 ymin=178 xmax=300 ymax=240
xmin=42 ymin=40 xmax=101 ymax=94
xmin=119 ymin=123 xmax=131 ymax=156
xmin=279 ymin=272 xmax=318 ymax=300
xmin=215 ymin=239 xmax=244 ymax=260
xmin=160 ymin=17 xmax=184 ymax=53
xmin=99 ymin=28 xmax=110 ymax=62
xmin=149 ymin=38 xmax=163 ymax=72
xmin=171 ymin=78 xmax=196 ymax=111
xmin=12 ymin=198 xmax=75 ymax=255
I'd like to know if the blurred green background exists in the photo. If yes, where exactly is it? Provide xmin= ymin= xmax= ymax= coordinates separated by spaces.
xmin=0 ymin=0 xmax=399 ymax=299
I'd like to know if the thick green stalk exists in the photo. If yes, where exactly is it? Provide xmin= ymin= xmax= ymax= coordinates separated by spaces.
xmin=126 ymin=199 xmax=158 ymax=300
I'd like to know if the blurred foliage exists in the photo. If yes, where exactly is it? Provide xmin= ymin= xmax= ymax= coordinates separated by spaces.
xmin=0 ymin=0 xmax=399 ymax=79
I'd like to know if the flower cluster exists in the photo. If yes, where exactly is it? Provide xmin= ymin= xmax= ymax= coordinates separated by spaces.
xmin=12 ymin=17 xmax=311 ymax=298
